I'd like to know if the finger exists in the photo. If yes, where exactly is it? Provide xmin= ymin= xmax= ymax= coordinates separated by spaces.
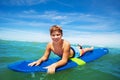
xmin=35 ymin=62 xmax=40 ymax=66
xmin=28 ymin=62 xmax=36 ymax=66
xmin=28 ymin=63 xmax=33 ymax=66
xmin=35 ymin=64 xmax=39 ymax=66
xmin=28 ymin=64 xmax=33 ymax=66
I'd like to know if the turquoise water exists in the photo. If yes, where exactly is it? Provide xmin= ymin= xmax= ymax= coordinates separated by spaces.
xmin=0 ymin=40 xmax=120 ymax=80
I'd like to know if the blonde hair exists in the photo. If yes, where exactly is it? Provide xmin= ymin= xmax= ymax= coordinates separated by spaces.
xmin=50 ymin=25 xmax=63 ymax=36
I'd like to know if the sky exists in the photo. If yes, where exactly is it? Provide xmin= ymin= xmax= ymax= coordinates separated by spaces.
xmin=0 ymin=0 xmax=120 ymax=47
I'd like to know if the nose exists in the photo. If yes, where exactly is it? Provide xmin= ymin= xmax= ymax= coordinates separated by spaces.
xmin=54 ymin=35 xmax=58 ymax=38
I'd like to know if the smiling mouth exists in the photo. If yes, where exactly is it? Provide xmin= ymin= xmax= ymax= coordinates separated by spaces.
xmin=53 ymin=38 xmax=59 ymax=42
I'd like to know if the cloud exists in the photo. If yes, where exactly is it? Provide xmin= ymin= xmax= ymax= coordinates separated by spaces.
xmin=0 ymin=10 xmax=120 ymax=47
xmin=0 ymin=26 xmax=120 ymax=48
xmin=23 ymin=10 xmax=38 ymax=14
xmin=64 ymin=29 xmax=120 ymax=47
xmin=0 ymin=27 xmax=50 ymax=42
xmin=0 ymin=0 xmax=119 ymax=47
xmin=0 ymin=0 xmax=47 ymax=6
xmin=53 ymin=0 xmax=73 ymax=8
xmin=1 ymin=10 xmax=119 ymax=33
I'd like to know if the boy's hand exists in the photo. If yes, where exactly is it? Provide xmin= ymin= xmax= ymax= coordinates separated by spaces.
xmin=44 ymin=63 xmax=57 ymax=74
xmin=28 ymin=61 xmax=41 ymax=66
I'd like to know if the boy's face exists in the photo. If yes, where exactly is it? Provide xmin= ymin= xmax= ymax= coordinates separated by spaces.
xmin=50 ymin=31 xmax=62 ymax=43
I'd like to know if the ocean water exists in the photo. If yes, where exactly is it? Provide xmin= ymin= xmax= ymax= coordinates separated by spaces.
xmin=0 ymin=40 xmax=120 ymax=80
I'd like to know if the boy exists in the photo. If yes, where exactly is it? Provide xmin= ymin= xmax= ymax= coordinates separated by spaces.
xmin=28 ymin=25 xmax=93 ymax=74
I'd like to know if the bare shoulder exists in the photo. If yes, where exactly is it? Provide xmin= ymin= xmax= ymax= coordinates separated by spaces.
xmin=63 ymin=40 xmax=70 ymax=48
xmin=46 ymin=42 xmax=52 ymax=49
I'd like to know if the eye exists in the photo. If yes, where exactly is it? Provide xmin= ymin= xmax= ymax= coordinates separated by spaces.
xmin=57 ymin=34 xmax=60 ymax=36
xmin=51 ymin=34 xmax=55 ymax=37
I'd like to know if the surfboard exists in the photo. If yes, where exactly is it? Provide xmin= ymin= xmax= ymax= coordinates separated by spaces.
xmin=8 ymin=48 xmax=108 ymax=72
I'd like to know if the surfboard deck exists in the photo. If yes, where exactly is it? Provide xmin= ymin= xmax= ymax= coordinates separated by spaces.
xmin=8 ymin=48 xmax=108 ymax=72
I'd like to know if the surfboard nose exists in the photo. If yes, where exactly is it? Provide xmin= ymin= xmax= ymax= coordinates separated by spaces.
xmin=101 ymin=48 xmax=109 ymax=53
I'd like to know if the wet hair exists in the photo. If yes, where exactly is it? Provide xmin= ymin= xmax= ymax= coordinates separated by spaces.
xmin=50 ymin=25 xmax=63 ymax=36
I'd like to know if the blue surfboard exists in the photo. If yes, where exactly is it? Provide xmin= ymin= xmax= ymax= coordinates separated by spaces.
xmin=8 ymin=48 xmax=108 ymax=72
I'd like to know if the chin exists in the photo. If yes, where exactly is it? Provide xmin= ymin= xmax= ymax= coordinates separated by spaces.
xmin=53 ymin=40 xmax=60 ymax=43
xmin=53 ymin=41 xmax=59 ymax=43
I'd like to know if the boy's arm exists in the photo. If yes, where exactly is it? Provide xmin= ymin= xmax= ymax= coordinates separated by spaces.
xmin=28 ymin=43 xmax=51 ymax=66
xmin=37 ymin=42 xmax=51 ymax=63
xmin=45 ymin=42 xmax=70 ymax=74
xmin=38 ymin=43 xmax=51 ymax=61
xmin=54 ymin=43 xmax=70 ymax=67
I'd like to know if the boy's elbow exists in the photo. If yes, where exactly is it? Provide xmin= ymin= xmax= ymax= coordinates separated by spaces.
xmin=62 ymin=59 xmax=68 ymax=65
